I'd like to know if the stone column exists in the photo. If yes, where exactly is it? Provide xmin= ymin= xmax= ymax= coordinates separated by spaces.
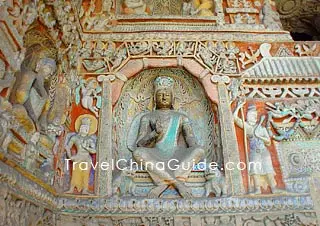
xmin=95 ymin=75 xmax=115 ymax=196
xmin=211 ymin=75 xmax=245 ymax=195
xmin=310 ymin=173 xmax=320 ymax=224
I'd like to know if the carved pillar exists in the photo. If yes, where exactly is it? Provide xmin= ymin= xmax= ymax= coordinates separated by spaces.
xmin=212 ymin=75 xmax=245 ymax=195
xmin=95 ymin=75 xmax=114 ymax=196
xmin=310 ymin=173 xmax=320 ymax=224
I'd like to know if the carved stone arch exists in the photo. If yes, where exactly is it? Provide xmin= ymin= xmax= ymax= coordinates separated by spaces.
xmin=110 ymin=66 xmax=223 ymax=197
xmin=112 ymin=67 xmax=221 ymax=165
xmin=110 ymin=58 xmax=219 ymax=105
xmin=96 ymin=57 xmax=244 ymax=196
xmin=109 ymin=57 xmax=223 ymax=164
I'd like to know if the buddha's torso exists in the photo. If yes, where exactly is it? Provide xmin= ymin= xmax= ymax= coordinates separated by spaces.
xmin=146 ymin=110 xmax=185 ymax=158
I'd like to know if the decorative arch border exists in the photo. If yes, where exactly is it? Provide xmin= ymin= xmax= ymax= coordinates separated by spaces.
xmin=96 ymin=56 xmax=245 ymax=196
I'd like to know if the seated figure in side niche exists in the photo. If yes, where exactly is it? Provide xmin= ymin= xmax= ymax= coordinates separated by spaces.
xmin=128 ymin=76 xmax=205 ymax=198
xmin=10 ymin=57 xmax=57 ymax=131
xmin=122 ymin=0 xmax=151 ymax=15
xmin=191 ymin=0 xmax=214 ymax=16
xmin=65 ymin=115 xmax=97 ymax=195
xmin=233 ymin=101 xmax=281 ymax=194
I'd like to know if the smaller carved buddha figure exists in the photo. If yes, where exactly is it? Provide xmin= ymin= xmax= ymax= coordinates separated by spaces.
xmin=129 ymin=76 xmax=205 ymax=198
xmin=191 ymin=0 xmax=214 ymax=16
xmin=233 ymin=101 xmax=281 ymax=194
xmin=10 ymin=57 xmax=57 ymax=131
xmin=65 ymin=115 xmax=97 ymax=194
xmin=122 ymin=0 xmax=151 ymax=15
xmin=23 ymin=132 xmax=40 ymax=172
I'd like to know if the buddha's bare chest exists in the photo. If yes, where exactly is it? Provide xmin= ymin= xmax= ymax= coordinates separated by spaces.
xmin=149 ymin=112 xmax=177 ymax=131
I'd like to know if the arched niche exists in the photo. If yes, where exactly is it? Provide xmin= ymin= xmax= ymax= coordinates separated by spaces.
xmin=112 ymin=67 xmax=222 ymax=169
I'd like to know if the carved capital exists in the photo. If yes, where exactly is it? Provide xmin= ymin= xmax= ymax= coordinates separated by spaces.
xmin=211 ymin=75 xmax=231 ymax=84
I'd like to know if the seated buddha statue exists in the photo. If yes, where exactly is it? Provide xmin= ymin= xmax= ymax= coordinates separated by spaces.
xmin=128 ymin=76 xmax=205 ymax=198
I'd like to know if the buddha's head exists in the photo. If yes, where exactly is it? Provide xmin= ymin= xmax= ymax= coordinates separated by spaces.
xmin=79 ymin=117 xmax=91 ymax=136
xmin=154 ymin=76 xmax=174 ymax=110
xmin=35 ymin=58 xmax=57 ymax=80
xmin=247 ymin=104 xmax=258 ymax=126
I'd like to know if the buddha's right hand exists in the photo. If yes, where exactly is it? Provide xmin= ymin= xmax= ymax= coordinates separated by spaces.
xmin=155 ymin=120 xmax=163 ymax=135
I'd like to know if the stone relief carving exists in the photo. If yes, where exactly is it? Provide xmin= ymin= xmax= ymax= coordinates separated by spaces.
xmin=110 ymin=45 xmax=128 ymax=70
xmin=276 ymin=140 xmax=320 ymax=193
xmin=65 ymin=114 xmax=98 ymax=194
xmin=113 ymin=68 xmax=220 ymax=197
xmin=25 ymin=0 xmax=300 ymax=35
xmin=204 ymin=167 xmax=228 ymax=197
xmin=75 ymin=78 xmax=102 ymax=118
xmin=241 ymin=86 xmax=320 ymax=99
xmin=0 ymin=40 xmax=61 ymax=184
xmin=80 ymin=0 xmax=113 ymax=31
xmin=0 ymin=102 xmax=18 ymax=152
xmin=0 ymin=157 xmax=315 ymax=215
xmin=6 ymin=0 xmax=37 ymax=35
xmin=0 ymin=184 xmax=56 ymax=226
xmin=195 ymin=41 xmax=240 ymax=74
xmin=266 ymin=99 xmax=320 ymax=141
xmin=112 ymin=167 xmax=137 ymax=196
xmin=275 ymin=44 xmax=294 ymax=57
xmin=241 ymin=212 xmax=318 ymax=226
xmin=128 ymin=41 xmax=151 ymax=55
xmin=263 ymin=99 xmax=320 ymax=194
xmin=276 ymin=0 xmax=320 ymax=40
xmin=120 ymin=0 xmax=217 ymax=16
xmin=153 ymin=41 xmax=174 ymax=55
xmin=79 ymin=41 xmax=319 ymax=78
xmin=259 ymin=0 xmax=283 ymax=30
xmin=122 ymin=0 xmax=151 ymax=15
xmin=1 ymin=29 xmax=69 ymax=188
xmin=176 ymin=41 xmax=196 ymax=56
xmin=10 ymin=57 xmax=57 ymax=132
xmin=190 ymin=0 xmax=215 ymax=16
xmin=128 ymin=76 xmax=206 ymax=198
xmin=294 ymin=43 xmax=318 ymax=56
xmin=203 ymin=215 xmax=236 ymax=226
xmin=234 ymin=100 xmax=282 ymax=194
xmin=239 ymin=46 xmax=261 ymax=69
xmin=55 ymin=194 xmax=313 ymax=214
xmin=0 ymin=61 xmax=15 ymax=96
xmin=22 ymin=132 xmax=40 ymax=172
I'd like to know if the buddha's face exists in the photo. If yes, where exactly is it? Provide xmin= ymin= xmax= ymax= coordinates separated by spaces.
xmin=79 ymin=124 xmax=89 ymax=136
xmin=155 ymin=88 xmax=172 ymax=109
xmin=37 ymin=61 xmax=56 ymax=79
xmin=247 ymin=110 xmax=257 ymax=125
